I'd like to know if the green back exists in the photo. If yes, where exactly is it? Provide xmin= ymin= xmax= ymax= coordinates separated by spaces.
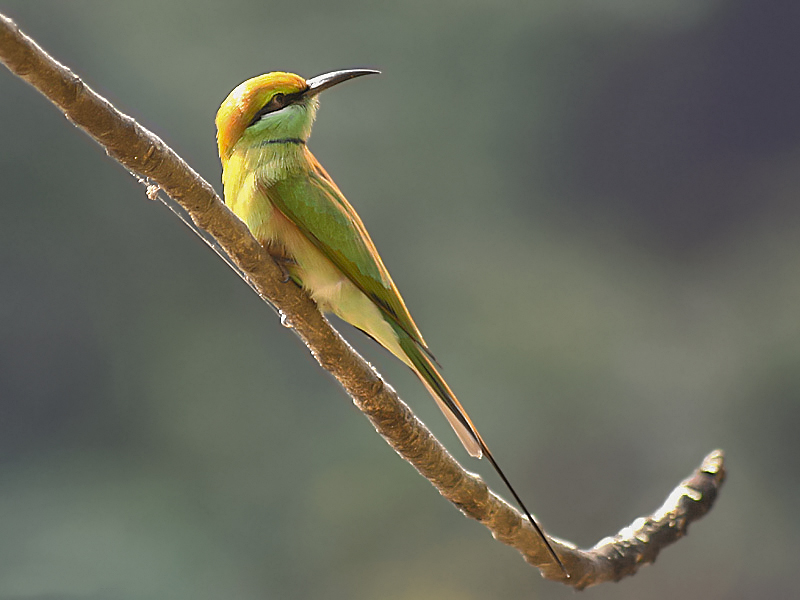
xmin=263 ymin=157 xmax=428 ymax=350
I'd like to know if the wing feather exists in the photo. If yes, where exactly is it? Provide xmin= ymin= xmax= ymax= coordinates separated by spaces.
xmin=260 ymin=151 xmax=428 ymax=350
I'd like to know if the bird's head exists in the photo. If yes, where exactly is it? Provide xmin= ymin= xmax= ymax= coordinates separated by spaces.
xmin=215 ymin=69 xmax=379 ymax=161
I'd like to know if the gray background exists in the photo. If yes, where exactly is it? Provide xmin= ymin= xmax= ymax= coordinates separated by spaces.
xmin=2 ymin=2 xmax=798 ymax=598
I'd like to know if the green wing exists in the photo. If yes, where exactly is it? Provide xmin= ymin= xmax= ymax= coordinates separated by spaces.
xmin=262 ymin=156 xmax=428 ymax=350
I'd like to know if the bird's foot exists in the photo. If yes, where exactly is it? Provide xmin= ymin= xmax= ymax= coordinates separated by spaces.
xmin=268 ymin=252 xmax=297 ymax=284
xmin=263 ymin=242 xmax=298 ymax=284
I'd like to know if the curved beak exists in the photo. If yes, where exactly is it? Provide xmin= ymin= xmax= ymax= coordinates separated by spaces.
xmin=305 ymin=69 xmax=380 ymax=97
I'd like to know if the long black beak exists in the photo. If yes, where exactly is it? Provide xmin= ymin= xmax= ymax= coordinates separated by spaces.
xmin=305 ymin=69 xmax=380 ymax=97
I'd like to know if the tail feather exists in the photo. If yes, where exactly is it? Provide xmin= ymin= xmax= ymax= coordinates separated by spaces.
xmin=393 ymin=325 xmax=568 ymax=576
xmin=420 ymin=379 xmax=483 ymax=458
xmin=395 ymin=327 xmax=483 ymax=457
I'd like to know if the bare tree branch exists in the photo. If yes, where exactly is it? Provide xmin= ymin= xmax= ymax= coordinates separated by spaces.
xmin=0 ymin=13 xmax=726 ymax=587
xmin=567 ymin=449 xmax=725 ymax=589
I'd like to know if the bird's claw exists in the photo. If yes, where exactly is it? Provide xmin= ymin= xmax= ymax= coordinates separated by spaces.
xmin=271 ymin=255 xmax=295 ymax=283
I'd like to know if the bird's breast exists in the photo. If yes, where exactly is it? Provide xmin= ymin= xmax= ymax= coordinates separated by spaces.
xmin=223 ymin=163 xmax=349 ymax=312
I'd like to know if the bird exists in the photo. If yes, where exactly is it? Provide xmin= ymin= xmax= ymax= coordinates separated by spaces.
xmin=215 ymin=69 xmax=565 ymax=574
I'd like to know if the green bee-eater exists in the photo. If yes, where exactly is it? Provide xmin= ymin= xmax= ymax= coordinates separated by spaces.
xmin=215 ymin=70 xmax=563 ymax=572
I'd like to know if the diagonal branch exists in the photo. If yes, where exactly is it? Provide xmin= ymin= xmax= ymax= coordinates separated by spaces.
xmin=0 ymin=13 xmax=726 ymax=587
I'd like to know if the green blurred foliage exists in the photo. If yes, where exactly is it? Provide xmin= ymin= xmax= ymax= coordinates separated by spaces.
xmin=1 ymin=1 xmax=798 ymax=598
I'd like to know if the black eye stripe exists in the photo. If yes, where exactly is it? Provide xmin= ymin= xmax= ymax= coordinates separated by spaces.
xmin=247 ymin=89 xmax=307 ymax=128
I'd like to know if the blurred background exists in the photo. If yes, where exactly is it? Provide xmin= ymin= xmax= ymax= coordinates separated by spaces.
xmin=1 ymin=1 xmax=798 ymax=598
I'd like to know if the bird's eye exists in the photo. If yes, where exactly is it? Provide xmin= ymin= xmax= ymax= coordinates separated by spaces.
xmin=270 ymin=93 xmax=286 ymax=108
xmin=248 ymin=92 xmax=292 ymax=127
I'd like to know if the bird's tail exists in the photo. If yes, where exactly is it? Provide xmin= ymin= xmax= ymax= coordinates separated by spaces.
xmin=394 ymin=325 xmax=484 ymax=458
xmin=393 ymin=325 xmax=567 ymax=575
